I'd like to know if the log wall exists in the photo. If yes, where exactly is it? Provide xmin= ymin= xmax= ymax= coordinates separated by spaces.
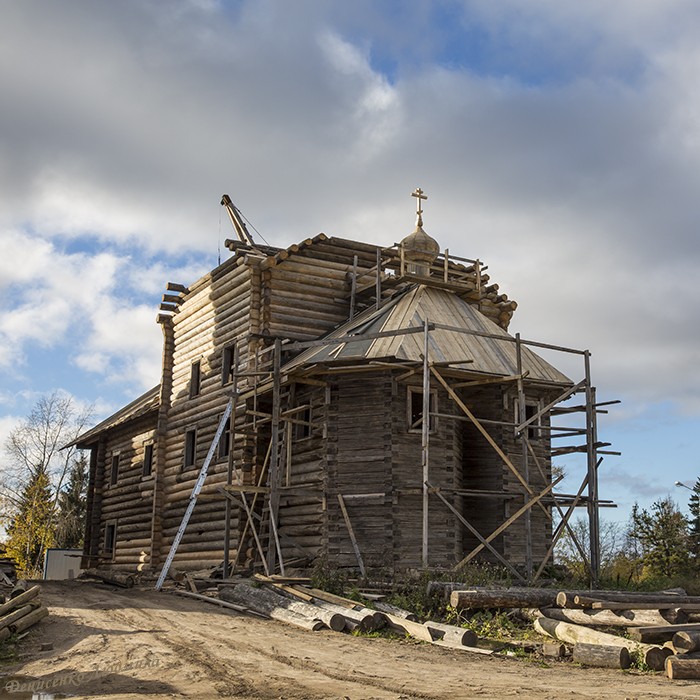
xmin=265 ymin=239 xmax=378 ymax=340
xmin=500 ymin=386 xmax=555 ymax=567
xmin=277 ymin=383 xmax=328 ymax=565
xmin=156 ymin=257 xmax=255 ymax=570
xmin=96 ymin=414 xmax=158 ymax=571
xmin=391 ymin=378 xmax=462 ymax=569
xmin=459 ymin=385 xmax=508 ymax=561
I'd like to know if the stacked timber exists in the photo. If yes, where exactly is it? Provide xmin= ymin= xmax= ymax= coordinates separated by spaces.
xmin=219 ymin=582 xmax=338 ymax=631
xmin=446 ymin=584 xmax=700 ymax=676
xmin=197 ymin=577 xmax=490 ymax=654
xmin=0 ymin=584 xmax=49 ymax=641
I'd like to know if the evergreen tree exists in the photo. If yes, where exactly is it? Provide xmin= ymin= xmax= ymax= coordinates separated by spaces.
xmin=55 ymin=453 xmax=88 ymax=549
xmin=5 ymin=466 xmax=55 ymax=577
xmin=628 ymin=497 xmax=691 ymax=578
xmin=688 ymin=478 xmax=700 ymax=564
xmin=1 ymin=392 xmax=92 ymax=573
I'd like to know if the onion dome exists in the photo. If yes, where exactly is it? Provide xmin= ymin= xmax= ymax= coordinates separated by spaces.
xmin=400 ymin=188 xmax=439 ymax=275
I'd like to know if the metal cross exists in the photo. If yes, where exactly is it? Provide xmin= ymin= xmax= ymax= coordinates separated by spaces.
xmin=411 ymin=187 xmax=428 ymax=217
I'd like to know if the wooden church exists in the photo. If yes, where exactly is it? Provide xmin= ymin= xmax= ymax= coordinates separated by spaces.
xmin=74 ymin=190 xmax=607 ymax=583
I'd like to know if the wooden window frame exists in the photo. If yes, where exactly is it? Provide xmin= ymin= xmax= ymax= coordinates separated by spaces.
xmin=222 ymin=343 xmax=236 ymax=386
xmin=514 ymin=399 xmax=542 ymax=441
xmin=104 ymin=520 xmax=117 ymax=561
xmin=293 ymin=405 xmax=313 ymax=442
xmin=189 ymin=360 xmax=201 ymax=398
xmin=183 ymin=428 xmax=197 ymax=470
xmin=407 ymin=386 xmax=437 ymax=434
xmin=218 ymin=414 xmax=231 ymax=461
xmin=109 ymin=453 xmax=120 ymax=486
xmin=142 ymin=442 xmax=154 ymax=478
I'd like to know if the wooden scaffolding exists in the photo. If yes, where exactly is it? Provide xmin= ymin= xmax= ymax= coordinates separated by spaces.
xmin=156 ymin=242 xmax=617 ymax=586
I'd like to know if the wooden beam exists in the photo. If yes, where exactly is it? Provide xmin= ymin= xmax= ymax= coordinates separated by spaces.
xmin=337 ymin=494 xmax=366 ymax=577
xmin=222 ymin=484 xmax=270 ymax=494
xmin=431 ymin=367 xmax=542 ymax=503
xmin=452 ymin=373 xmax=528 ymax=389
xmin=428 ymin=483 xmax=525 ymax=582
xmin=282 ymin=324 xmax=431 ymax=353
xmin=454 ymin=476 xmax=562 ymax=570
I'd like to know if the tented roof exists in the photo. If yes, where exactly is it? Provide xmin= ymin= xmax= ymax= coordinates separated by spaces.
xmin=284 ymin=285 xmax=572 ymax=385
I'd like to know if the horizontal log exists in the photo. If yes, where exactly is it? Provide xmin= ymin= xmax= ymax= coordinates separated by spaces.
xmin=450 ymin=589 xmax=559 ymax=609
xmin=673 ymin=630 xmax=700 ymax=653
xmin=534 ymin=616 xmax=671 ymax=671
xmin=0 ymin=586 xmax=40 ymax=617
xmin=536 ymin=607 xmax=687 ymax=628
xmin=381 ymin=612 xmax=433 ymax=642
xmin=423 ymin=620 xmax=478 ymax=646
xmin=628 ymin=623 xmax=700 ymax=645
xmin=310 ymin=599 xmax=377 ymax=632
xmin=373 ymin=602 xmax=418 ymax=621
xmin=10 ymin=605 xmax=49 ymax=634
xmin=542 ymin=642 xmax=567 ymax=657
xmin=219 ymin=583 xmax=327 ymax=631
xmin=0 ymin=602 xmax=42 ymax=631
xmin=572 ymin=592 xmax=699 ymax=608
xmin=589 ymin=601 xmax=700 ymax=611
xmin=665 ymin=656 xmax=700 ymax=679
xmin=573 ymin=643 xmax=631 ymax=669
xmin=171 ymin=589 xmax=265 ymax=617
xmin=84 ymin=569 xmax=135 ymax=588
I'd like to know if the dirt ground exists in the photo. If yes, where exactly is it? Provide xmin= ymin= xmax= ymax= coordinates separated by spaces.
xmin=1 ymin=580 xmax=699 ymax=700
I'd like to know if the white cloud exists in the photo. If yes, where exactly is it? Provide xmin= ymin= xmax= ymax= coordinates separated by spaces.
xmin=0 ymin=0 xmax=699 ymax=455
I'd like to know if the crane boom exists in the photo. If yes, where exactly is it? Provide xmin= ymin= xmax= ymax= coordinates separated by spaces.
xmin=221 ymin=194 xmax=255 ymax=245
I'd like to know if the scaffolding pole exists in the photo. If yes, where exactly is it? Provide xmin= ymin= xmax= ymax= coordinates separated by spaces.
xmin=223 ymin=344 xmax=240 ymax=578
xmin=515 ymin=333 xmax=533 ymax=579
xmin=584 ymin=350 xmax=601 ymax=584
xmin=266 ymin=339 xmax=283 ymax=574
xmin=421 ymin=319 xmax=431 ymax=568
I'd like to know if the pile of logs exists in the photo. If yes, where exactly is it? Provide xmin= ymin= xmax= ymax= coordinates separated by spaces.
xmin=445 ymin=585 xmax=700 ymax=679
xmin=0 ymin=581 xmax=49 ymax=642
xmin=174 ymin=576 xmax=490 ymax=654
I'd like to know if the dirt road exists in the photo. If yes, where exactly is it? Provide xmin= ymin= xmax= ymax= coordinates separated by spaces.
xmin=1 ymin=580 xmax=698 ymax=699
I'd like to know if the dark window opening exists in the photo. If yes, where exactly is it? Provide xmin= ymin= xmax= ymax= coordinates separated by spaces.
xmin=515 ymin=401 xmax=541 ymax=441
xmin=104 ymin=521 xmax=117 ymax=559
xmin=143 ymin=443 xmax=154 ymax=477
xmin=110 ymin=454 xmax=119 ymax=486
xmin=408 ymin=388 xmax=436 ymax=432
xmin=525 ymin=404 xmax=541 ymax=441
xmin=190 ymin=360 xmax=201 ymax=398
xmin=222 ymin=344 xmax=235 ymax=385
xmin=184 ymin=429 xmax=197 ymax=469
xmin=293 ymin=406 xmax=312 ymax=441
xmin=218 ymin=415 xmax=231 ymax=460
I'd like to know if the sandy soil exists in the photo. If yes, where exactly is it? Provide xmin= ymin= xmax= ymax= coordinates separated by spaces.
xmin=0 ymin=580 xmax=698 ymax=700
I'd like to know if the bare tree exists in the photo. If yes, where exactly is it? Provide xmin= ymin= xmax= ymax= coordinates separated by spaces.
xmin=556 ymin=517 xmax=625 ymax=579
xmin=0 ymin=392 xmax=92 ymax=571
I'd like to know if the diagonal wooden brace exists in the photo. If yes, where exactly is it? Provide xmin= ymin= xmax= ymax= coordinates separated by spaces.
xmin=431 ymin=368 xmax=549 ymax=519
xmin=428 ymin=482 xmax=525 ymax=582
xmin=454 ymin=475 xmax=563 ymax=570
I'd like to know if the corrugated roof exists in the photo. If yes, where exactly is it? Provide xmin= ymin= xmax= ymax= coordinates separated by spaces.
xmin=70 ymin=385 xmax=160 ymax=447
xmin=284 ymin=286 xmax=572 ymax=384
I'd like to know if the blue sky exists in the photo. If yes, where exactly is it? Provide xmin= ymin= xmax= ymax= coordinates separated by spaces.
xmin=1 ymin=0 xmax=699 ymax=529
